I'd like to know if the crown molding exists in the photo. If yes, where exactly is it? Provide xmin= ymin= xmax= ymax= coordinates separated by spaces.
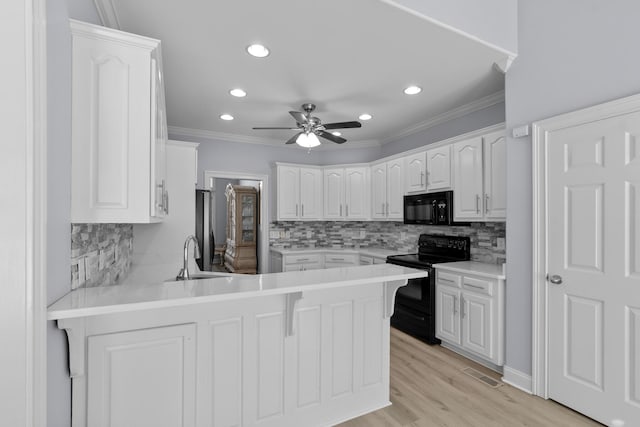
xmin=167 ymin=126 xmax=382 ymax=150
xmin=94 ymin=0 xmax=121 ymax=29
xmin=379 ymin=90 xmax=505 ymax=145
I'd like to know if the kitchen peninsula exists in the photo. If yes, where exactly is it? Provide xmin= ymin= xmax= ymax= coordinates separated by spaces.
xmin=48 ymin=264 xmax=426 ymax=427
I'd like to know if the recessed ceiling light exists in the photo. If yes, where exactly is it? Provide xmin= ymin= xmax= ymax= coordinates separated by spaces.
xmin=220 ymin=114 xmax=234 ymax=121
xmin=246 ymin=44 xmax=269 ymax=58
xmin=229 ymin=88 xmax=247 ymax=97
xmin=404 ymin=85 xmax=422 ymax=95
xmin=359 ymin=113 xmax=372 ymax=121
xmin=332 ymin=131 xmax=342 ymax=136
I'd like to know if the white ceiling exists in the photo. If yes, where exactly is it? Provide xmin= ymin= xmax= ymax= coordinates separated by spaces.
xmin=104 ymin=0 xmax=507 ymax=147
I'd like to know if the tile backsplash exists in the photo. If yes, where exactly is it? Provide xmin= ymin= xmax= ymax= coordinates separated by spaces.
xmin=269 ymin=221 xmax=506 ymax=264
xmin=71 ymin=224 xmax=133 ymax=288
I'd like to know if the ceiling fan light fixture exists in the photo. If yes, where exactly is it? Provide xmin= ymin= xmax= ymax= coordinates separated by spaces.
xmin=246 ymin=44 xmax=270 ymax=58
xmin=332 ymin=131 xmax=342 ymax=136
xmin=359 ymin=113 xmax=372 ymax=121
xmin=219 ymin=114 xmax=234 ymax=121
xmin=229 ymin=88 xmax=247 ymax=97
xmin=296 ymin=132 xmax=321 ymax=148
xmin=404 ymin=85 xmax=422 ymax=95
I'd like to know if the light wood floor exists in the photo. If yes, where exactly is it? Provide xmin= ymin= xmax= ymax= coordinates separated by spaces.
xmin=339 ymin=328 xmax=602 ymax=427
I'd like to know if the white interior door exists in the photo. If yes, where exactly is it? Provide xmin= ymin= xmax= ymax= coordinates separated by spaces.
xmin=546 ymin=111 xmax=640 ymax=425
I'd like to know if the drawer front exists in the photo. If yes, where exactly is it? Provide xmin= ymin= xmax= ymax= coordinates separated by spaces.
xmin=283 ymin=262 xmax=322 ymax=272
xmin=284 ymin=253 xmax=321 ymax=265
xmin=462 ymin=276 xmax=494 ymax=296
xmin=323 ymin=253 xmax=358 ymax=265
xmin=359 ymin=255 xmax=374 ymax=265
xmin=436 ymin=271 xmax=462 ymax=288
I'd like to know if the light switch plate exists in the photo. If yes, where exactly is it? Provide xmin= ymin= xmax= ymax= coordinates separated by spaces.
xmin=512 ymin=125 xmax=529 ymax=138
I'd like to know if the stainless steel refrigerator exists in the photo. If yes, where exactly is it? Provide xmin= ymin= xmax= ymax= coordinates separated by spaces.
xmin=195 ymin=189 xmax=214 ymax=271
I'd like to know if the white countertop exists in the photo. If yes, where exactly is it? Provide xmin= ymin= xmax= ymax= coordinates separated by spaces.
xmin=433 ymin=261 xmax=506 ymax=280
xmin=48 ymin=264 xmax=427 ymax=321
xmin=270 ymin=247 xmax=403 ymax=258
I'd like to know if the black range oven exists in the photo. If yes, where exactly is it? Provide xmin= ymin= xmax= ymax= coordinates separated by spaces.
xmin=386 ymin=234 xmax=470 ymax=344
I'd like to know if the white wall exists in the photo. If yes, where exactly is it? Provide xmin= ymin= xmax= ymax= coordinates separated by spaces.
xmin=504 ymin=0 xmax=640 ymax=376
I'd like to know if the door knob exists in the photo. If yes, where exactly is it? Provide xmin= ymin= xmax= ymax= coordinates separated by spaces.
xmin=548 ymin=274 xmax=563 ymax=285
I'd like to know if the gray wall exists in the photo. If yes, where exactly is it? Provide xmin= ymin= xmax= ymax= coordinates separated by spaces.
xmin=47 ymin=1 xmax=72 ymax=426
xmin=504 ymin=0 xmax=640 ymax=376
xmin=380 ymin=102 xmax=505 ymax=157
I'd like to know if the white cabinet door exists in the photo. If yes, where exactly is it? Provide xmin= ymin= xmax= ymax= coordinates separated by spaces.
xmin=323 ymin=168 xmax=344 ymax=219
xmin=405 ymin=152 xmax=427 ymax=193
xmin=299 ymin=167 xmax=323 ymax=219
xmin=278 ymin=166 xmax=301 ymax=220
xmin=386 ymin=159 xmax=404 ymax=219
xmin=87 ymin=324 xmax=197 ymax=427
xmin=461 ymin=292 xmax=493 ymax=360
xmin=482 ymin=131 xmax=506 ymax=220
xmin=151 ymin=58 xmax=168 ymax=218
xmin=370 ymin=163 xmax=387 ymax=219
xmin=453 ymin=137 xmax=484 ymax=220
xmin=426 ymin=145 xmax=451 ymax=191
xmin=70 ymin=21 xmax=163 ymax=223
xmin=344 ymin=167 xmax=368 ymax=219
xmin=436 ymin=285 xmax=461 ymax=345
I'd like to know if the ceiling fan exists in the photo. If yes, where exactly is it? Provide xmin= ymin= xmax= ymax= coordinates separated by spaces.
xmin=252 ymin=103 xmax=361 ymax=147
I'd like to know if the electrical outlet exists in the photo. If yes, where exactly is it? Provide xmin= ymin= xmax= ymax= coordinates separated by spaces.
xmin=496 ymin=237 xmax=506 ymax=250
xmin=306 ymin=230 xmax=312 ymax=239
xmin=85 ymin=251 xmax=99 ymax=280
xmin=359 ymin=230 xmax=366 ymax=239
xmin=400 ymin=231 xmax=406 ymax=240
xmin=269 ymin=231 xmax=280 ymax=239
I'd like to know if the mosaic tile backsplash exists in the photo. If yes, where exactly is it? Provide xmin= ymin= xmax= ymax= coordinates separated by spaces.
xmin=269 ymin=221 xmax=506 ymax=264
xmin=71 ymin=224 xmax=133 ymax=289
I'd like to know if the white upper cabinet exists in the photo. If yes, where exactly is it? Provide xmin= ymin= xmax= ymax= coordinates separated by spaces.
xmin=482 ymin=130 xmax=507 ymax=219
xmin=405 ymin=152 xmax=427 ymax=193
xmin=452 ymin=130 xmax=506 ymax=221
xmin=70 ymin=20 xmax=168 ymax=223
xmin=276 ymin=164 xmax=322 ymax=220
xmin=425 ymin=145 xmax=452 ymax=191
xmin=453 ymin=137 xmax=485 ymax=220
xmin=371 ymin=159 xmax=404 ymax=220
xmin=324 ymin=167 xmax=369 ymax=220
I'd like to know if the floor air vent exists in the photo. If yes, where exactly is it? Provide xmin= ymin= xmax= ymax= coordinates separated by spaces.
xmin=462 ymin=367 xmax=503 ymax=388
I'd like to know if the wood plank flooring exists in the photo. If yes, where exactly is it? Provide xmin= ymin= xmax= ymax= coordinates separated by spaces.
xmin=338 ymin=328 xmax=602 ymax=427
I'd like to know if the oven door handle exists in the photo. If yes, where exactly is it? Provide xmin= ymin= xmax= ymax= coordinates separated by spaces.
xmin=432 ymin=200 xmax=438 ymax=224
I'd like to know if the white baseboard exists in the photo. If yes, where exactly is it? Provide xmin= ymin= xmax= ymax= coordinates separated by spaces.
xmin=502 ymin=366 xmax=532 ymax=394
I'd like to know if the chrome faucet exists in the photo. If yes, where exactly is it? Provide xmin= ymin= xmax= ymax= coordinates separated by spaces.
xmin=176 ymin=235 xmax=201 ymax=280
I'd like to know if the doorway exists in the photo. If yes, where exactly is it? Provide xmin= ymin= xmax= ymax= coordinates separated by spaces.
xmin=532 ymin=94 xmax=640 ymax=426
xmin=203 ymin=170 xmax=269 ymax=274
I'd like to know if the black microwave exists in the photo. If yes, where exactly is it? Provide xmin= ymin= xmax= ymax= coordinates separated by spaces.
xmin=403 ymin=191 xmax=454 ymax=225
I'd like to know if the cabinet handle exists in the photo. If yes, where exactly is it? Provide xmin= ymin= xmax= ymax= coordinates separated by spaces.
xmin=439 ymin=277 xmax=455 ymax=284
xmin=420 ymin=171 xmax=424 ymax=186
xmin=485 ymin=194 xmax=490 ymax=214
xmin=453 ymin=296 xmax=457 ymax=315
xmin=476 ymin=195 xmax=480 ymax=214
xmin=464 ymin=283 xmax=484 ymax=290
xmin=301 ymin=204 xmax=304 ymax=217
xmin=340 ymin=205 xmax=342 ymax=216
xmin=386 ymin=202 xmax=389 ymax=216
xmin=296 ymin=258 xmax=310 ymax=261
xmin=381 ymin=203 xmax=385 ymax=215
xmin=461 ymin=295 xmax=466 ymax=318
xmin=330 ymin=257 xmax=344 ymax=261
xmin=164 ymin=190 xmax=169 ymax=214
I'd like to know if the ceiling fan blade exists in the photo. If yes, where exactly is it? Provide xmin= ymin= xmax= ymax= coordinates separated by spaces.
xmin=289 ymin=111 xmax=308 ymax=124
xmin=322 ymin=121 xmax=362 ymax=130
xmin=252 ymin=127 xmax=300 ymax=130
xmin=285 ymin=132 xmax=302 ymax=144
xmin=318 ymin=130 xmax=347 ymax=144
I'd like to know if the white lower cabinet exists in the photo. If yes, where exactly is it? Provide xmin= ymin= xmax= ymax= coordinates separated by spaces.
xmin=435 ymin=266 xmax=505 ymax=366
xmin=61 ymin=284 xmax=391 ymax=427
xmin=87 ymin=324 xmax=197 ymax=427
